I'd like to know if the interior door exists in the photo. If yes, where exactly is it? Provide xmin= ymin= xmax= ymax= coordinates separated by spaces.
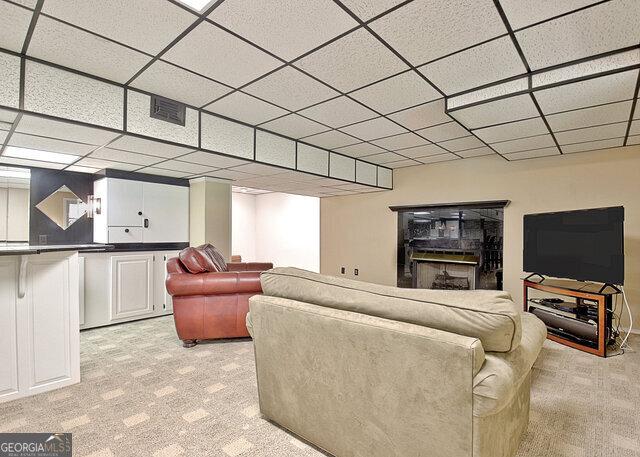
xmin=107 ymin=179 xmax=143 ymax=227
xmin=110 ymin=254 xmax=154 ymax=321
xmin=142 ymin=182 xmax=188 ymax=243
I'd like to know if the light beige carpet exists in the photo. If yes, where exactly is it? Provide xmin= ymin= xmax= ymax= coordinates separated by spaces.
xmin=0 ymin=316 xmax=638 ymax=457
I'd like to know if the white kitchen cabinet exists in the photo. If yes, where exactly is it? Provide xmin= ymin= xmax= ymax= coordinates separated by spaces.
xmin=0 ymin=252 xmax=80 ymax=404
xmin=110 ymin=253 xmax=154 ymax=321
xmin=80 ymin=250 xmax=177 ymax=329
xmin=94 ymin=178 xmax=188 ymax=244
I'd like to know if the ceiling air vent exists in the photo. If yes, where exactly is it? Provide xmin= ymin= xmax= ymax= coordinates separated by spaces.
xmin=150 ymin=94 xmax=186 ymax=126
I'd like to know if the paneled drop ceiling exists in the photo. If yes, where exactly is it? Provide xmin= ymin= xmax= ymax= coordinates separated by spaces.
xmin=0 ymin=0 xmax=639 ymax=197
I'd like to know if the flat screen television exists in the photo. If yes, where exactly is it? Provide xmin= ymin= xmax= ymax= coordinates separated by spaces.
xmin=523 ymin=206 xmax=624 ymax=285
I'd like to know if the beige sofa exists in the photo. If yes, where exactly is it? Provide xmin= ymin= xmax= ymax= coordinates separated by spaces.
xmin=247 ymin=267 xmax=546 ymax=457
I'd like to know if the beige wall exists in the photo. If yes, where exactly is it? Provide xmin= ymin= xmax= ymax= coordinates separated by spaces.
xmin=189 ymin=177 xmax=231 ymax=259
xmin=321 ymin=145 xmax=640 ymax=330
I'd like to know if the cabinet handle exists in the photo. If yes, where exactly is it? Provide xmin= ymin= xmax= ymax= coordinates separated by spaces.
xmin=138 ymin=211 xmax=142 ymax=216
xmin=124 ymin=228 xmax=130 ymax=233
xmin=144 ymin=218 xmax=149 ymax=228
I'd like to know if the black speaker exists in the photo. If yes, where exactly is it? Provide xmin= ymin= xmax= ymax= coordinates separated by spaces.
xmin=530 ymin=307 xmax=598 ymax=343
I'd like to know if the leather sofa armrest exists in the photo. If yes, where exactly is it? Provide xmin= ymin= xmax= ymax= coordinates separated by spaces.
xmin=227 ymin=262 xmax=274 ymax=272
xmin=166 ymin=270 xmax=262 ymax=297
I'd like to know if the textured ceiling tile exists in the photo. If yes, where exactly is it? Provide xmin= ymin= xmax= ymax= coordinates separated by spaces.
xmin=297 ymin=143 xmax=329 ymax=176
xmin=204 ymin=91 xmax=288 ymax=125
xmin=302 ymin=130 xmax=360 ymax=149
xmin=126 ymin=90 xmax=198 ymax=146
xmin=377 ymin=167 xmax=392 ymax=188
xmin=201 ymin=113 xmax=254 ymax=160
xmin=626 ymin=135 xmax=640 ymax=145
xmin=75 ymin=157 xmax=139 ymax=171
xmin=449 ymin=94 xmax=539 ymax=129
xmin=339 ymin=0 xmax=406 ymax=21
xmin=137 ymin=167 xmax=191 ymax=178
xmin=516 ymin=0 xmax=640 ymax=70
xmin=24 ymin=61 xmax=124 ymax=130
xmin=260 ymin=114 xmax=329 ymax=139
xmin=361 ymin=151 xmax=405 ymax=164
xmin=371 ymin=132 xmax=428 ymax=150
xmin=387 ymin=99 xmax=451 ymax=130
xmin=16 ymin=115 xmax=119 ymax=145
xmin=554 ymin=122 xmax=629 ymax=144
xmin=491 ymin=134 xmax=556 ymax=154
xmin=132 ymin=60 xmax=232 ymax=107
xmin=472 ymin=117 xmax=549 ymax=143
xmin=298 ymin=96 xmax=377 ymax=128
xmin=350 ymin=71 xmax=440 ymax=114
xmin=414 ymin=153 xmax=457 ymax=164
xmin=419 ymin=36 xmax=526 ymax=95
xmin=295 ymin=28 xmax=408 ymax=92
xmin=243 ymin=66 xmax=338 ymax=111
xmin=109 ymin=135 xmax=194 ymax=158
xmin=501 ymin=0 xmax=600 ymax=30
xmin=176 ymin=151 xmax=249 ymax=168
xmin=386 ymin=158 xmax=422 ymax=168
xmin=437 ymin=135 xmax=484 ymax=152
xmin=255 ymin=130 xmax=296 ymax=169
xmin=534 ymin=70 xmax=639 ymax=115
xmin=339 ymin=117 xmax=407 ymax=140
xmin=457 ymin=146 xmax=495 ymax=158
xmin=0 ymin=2 xmax=32 ymax=52
xmin=504 ymin=147 xmax=560 ymax=160
xmin=90 ymin=148 xmax=162 ymax=166
xmin=333 ymin=142 xmax=387 ymax=158
xmin=0 ymin=52 xmax=21 ymax=109
xmin=416 ymin=121 xmax=471 ymax=143
xmin=397 ymin=143 xmax=448 ymax=159
xmin=0 ymin=157 xmax=66 ymax=170
xmin=355 ymin=160 xmax=377 ymax=185
xmin=329 ymin=153 xmax=356 ymax=181
xmin=163 ymin=22 xmax=282 ymax=88
xmin=154 ymin=159 xmax=213 ymax=174
xmin=209 ymin=0 xmax=357 ymax=60
xmin=562 ymin=137 xmax=624 ymax=154
xmin=230 ymin=162 xmax=286 ymax=175
xmin=0 ymin=108 xmax=17 ymax=124
xmin=206 ymin=169 xmax=257 ymax=180
xmin=370 ymin=0 xmax=505 ymax=65
xmin=30 ymin=17 xmax=151 ymax=85
xmin=66 ymin=165 xmax=101 ymax=173
xmin=545 ymin=101 xmax=632 ymax=131
xmin=42 ymin=0 xmax=196 ymax=55
xmin=8 ymin=132 xmax=96 ymax=156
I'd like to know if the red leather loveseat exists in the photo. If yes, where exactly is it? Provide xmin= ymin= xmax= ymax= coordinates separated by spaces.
xmin=166 ymin=244 xmax=272 ymax=347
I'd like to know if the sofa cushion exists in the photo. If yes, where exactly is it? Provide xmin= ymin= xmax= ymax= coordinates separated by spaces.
xmin=179 ymin=247 xmax=217 ymax=274
xmin=472 ymin=312 xmax=547 ymax=417
xmin=198 ymin=244 xmax=228 ymax=272
xmin=260 ymin=267 xmax=522 ymax=352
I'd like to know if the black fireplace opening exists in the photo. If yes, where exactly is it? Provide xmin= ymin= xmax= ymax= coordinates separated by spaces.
xmin=393 ymin=202 xmax=507 ymax=290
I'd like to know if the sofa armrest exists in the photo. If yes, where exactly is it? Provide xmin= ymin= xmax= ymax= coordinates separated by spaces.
xmin=166 ymin=271 xmax=262 ymax=297
xmin=227 ymin=262 xmax=274 ymax=272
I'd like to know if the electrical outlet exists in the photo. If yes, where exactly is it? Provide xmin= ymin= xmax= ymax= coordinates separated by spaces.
xmin=354 ymin=268 xmax=359 ymax=276
xmin=340 ymin=267 xmax=346 ymax=274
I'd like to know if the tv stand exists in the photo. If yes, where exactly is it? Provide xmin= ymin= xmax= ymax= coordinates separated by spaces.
xmin=523 ymin=279 xmax=619 ymax=357
xmin=524 ymin=272 xmax=546 ymax=283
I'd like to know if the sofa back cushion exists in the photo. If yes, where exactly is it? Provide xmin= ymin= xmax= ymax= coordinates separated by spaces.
xmin=178 ymin=244 xmax=228 ymax=274
xmin=260 ymin=267 xmax=522 ymax=352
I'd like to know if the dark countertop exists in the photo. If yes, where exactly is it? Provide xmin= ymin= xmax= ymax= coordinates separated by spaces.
xmin=0 ymin=244 xmax=114 ymax=256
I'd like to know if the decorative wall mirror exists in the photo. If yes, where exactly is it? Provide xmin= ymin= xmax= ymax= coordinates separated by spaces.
xmin=0 ymin=166 xmax=30 ymax=246
xmin=35 ymin=185 xmax=87 ymax=230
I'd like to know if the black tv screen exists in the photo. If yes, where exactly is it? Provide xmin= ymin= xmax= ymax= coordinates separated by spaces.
xmin=523 ymin=206 xmax=624 ymax=285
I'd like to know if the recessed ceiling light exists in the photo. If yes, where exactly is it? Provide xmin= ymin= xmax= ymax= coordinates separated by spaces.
xmin=3 ymin=146 xmax=78 ymax=164
xmin=175 ymin=0 xmax=215 ymax=12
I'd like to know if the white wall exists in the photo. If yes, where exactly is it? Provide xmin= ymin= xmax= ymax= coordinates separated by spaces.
xmin=232 ymin=192 xmax=256 ymax=261
xmin=232 ymin=192 xmax=320 ymax=272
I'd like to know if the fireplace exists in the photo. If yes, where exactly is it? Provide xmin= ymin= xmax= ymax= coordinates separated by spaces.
xmin=411 ymin=252 xmax=478 ymax=290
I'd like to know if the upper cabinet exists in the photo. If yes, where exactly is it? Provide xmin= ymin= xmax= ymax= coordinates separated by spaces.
xmin=93 ymin=178 xmax=189 ymax=244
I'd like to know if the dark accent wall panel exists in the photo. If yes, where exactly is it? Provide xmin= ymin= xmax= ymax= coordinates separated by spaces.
xmin=29 ymin=168 xmax=95 ymax=245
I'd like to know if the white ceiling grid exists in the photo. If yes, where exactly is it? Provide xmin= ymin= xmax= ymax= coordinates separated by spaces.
xmin=0 ymin=0 xmax=637 ymax=198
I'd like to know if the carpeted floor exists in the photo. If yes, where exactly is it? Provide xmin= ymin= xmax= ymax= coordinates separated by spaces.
xmin=0 ymin=315 xmax=638 ymax=457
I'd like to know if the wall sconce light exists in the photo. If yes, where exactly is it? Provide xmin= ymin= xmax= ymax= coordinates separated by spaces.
xmin=87 ymin=195 xmax=101 ymax=218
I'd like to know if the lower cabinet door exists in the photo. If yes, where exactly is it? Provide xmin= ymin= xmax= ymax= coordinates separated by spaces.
xmin=157 ymin=251 xmax=179 ymax=314
xmin=110 ymin=254 xmax=154 ymax=321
